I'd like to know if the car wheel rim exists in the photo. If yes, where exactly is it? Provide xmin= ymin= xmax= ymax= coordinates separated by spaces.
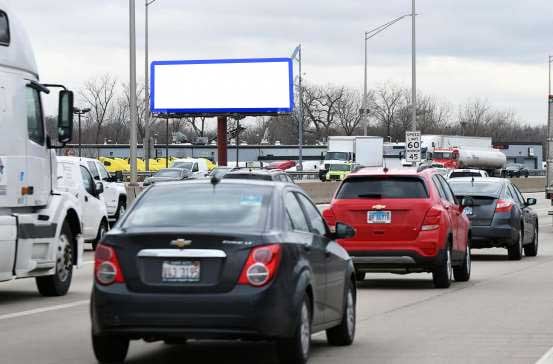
xmin=300 ymin=302 xmax=310 ymax=358
xmin=99 ymin=225 xmax=106 ymax=239
xmin=447 ymin=248 xmax=452 ymax=281
xmin=346 ymin=290 xmax=355 ymax=338
xmin=56 ymin=234 xmax=72 ymax=282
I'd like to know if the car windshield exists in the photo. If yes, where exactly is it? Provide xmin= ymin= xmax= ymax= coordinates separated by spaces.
xmin=336 ymin=177 xmax=428 ymax=199
xmin=432 ymin=152 xmax=454 ymax=159
xmin=330 ymin=164 xmax=351 ymax=171
xmin=123 ymin=183 xmax=272 ymax=231
xmin=224 ymin=173 xmax=272 ymax=181
xmin=449 ymin=171 xmax=482 ymax=178
xmin=154 ymin=169 xmax=181 ymax=178
xmin=326 ymin=152 xmax=349 ymax=161
xmin=171 ymin=161 xmax=194 ymax=170
xmin=448 ymin=181 xmax=503 ymax=196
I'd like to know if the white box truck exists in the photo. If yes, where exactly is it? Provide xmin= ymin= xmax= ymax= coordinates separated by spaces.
xmin=0 ymin=3 xmax=84 ymax=296
xmin=319 ymin=136 xmax=383 ymax=180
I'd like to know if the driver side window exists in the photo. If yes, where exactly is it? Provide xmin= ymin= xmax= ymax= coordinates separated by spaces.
xmin=80 ymin=166 xmax=95 ymax=195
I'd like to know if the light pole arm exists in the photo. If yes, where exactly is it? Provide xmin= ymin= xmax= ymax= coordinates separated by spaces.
xmin=365 ymin=14 xmax=414 ymax=40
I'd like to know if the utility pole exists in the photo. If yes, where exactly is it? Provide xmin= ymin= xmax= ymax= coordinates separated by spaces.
xmin=144 ymin=0 xmax=157 ymax=172
xmin=292 ymin=45 xmax=303 ymax=171
xmin=411 ymin=0 xmax=417 ymax=132
xmin=129 ymin=0 xmax=138 ymax=184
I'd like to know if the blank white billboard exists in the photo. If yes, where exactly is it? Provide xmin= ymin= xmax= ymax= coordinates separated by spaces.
xmin=150 ymin=58 xmax=294 ymax=114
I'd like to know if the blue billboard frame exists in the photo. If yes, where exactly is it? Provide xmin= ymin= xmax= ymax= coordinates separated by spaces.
xmin=150 ymin=57 xmax=294 ymax=115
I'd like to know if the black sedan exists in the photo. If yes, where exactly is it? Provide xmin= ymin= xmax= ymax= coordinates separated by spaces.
xmin=143 ymin=168 xmax=192 ymax=186
xmin=448 ymin=177 xmax=538 ymax=260
xmin=502 ymin=164 xmax=529 ymax=178
xmin=91 ymin=179 xmax=357 ymax=364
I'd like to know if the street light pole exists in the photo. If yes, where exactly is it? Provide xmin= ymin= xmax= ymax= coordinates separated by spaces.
xmin=411 ymin=0 xmax=417 ymax=132
xmin=129 ymin=0 xmax=138 ymax=184
xmin=292 ymin=44 xmax=303 ymax=171
xmin=73 ymin=108 xmax=91 ymax=158
xmin=144 ymin=0 xmax=158 ymax=172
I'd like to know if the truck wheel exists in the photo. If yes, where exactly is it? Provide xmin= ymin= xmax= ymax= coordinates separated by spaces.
xmin=432 ymin=245 xmax=452 ymax=289
xmin=277 ymin=294 xmax=312 ymax=364
xmin=523 ymin=226 xmax=538 ymax=257
xmin=113 ymin=199 xmax=126 ymax=222
xmin=92 ymin=333 xmax=129 ymax=364
xmin=35 ymin=221 xmax=73 ymax=297
xmin=92 ymin=220 xmax=108 ymax=251
xmin=326 ymin=280 xmax=356 ymax=346
xmin=453 ymin=243 xmax=471 ymax=282
xmin=508 ymin=229 xmax=523 ymax=260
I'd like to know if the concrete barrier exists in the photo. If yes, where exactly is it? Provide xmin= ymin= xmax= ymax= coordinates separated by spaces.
xmin=126 ymin=177 xmax=545 ymax=207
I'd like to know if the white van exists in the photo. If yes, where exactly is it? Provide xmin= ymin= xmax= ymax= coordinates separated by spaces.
xmin=68 ymin=157 xmax=127 ymax=222
xmin=57 ymin=157 xmax=109 ymax=249
xmin=170 ymin=158 xmax=210 ymax=177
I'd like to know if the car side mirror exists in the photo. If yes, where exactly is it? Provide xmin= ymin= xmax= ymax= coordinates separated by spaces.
xmin=57 ymin=90 xmax=74 ymax=144
xmin=95 ymin=181 xmax=104 ymax=196
xmin=461 ymin=196 xmax=475 ymax=207
xmin=334 ymin=223 xmax=355 ymax=239
xmin=526 ymin=198 xmax=537 ymax=206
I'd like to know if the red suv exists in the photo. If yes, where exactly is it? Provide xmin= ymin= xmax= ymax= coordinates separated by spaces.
xmin=323 ymin=167 xmax=471 ymax=288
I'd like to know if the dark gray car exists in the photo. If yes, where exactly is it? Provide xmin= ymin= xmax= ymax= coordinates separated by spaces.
xmin=448 ymin=177 xmax=538 ymax=260
xmin=143 ymin=168 xmax=192 ymax=186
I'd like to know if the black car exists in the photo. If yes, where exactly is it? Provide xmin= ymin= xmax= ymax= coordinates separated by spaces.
xmin=502 ymin=164 xmax=529 ymax=178
xmin=143 ymin=168 xmax=192 ymax=186
xmin=448 ymin=177 xmax=538 ymax=260
xmin=223 ymin=168 xmax=295 ymax=183
xmin=91 ymin=179 xmax=357 ymax=364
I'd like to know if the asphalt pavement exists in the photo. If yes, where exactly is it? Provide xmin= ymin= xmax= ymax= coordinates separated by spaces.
xmin=1 ymin=192 xmax=552 ymax=364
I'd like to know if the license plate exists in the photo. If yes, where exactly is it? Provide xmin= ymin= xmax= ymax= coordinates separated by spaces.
xmin=161 ymin=261 xmax=200 ymax=282
xmin=463 ymin=207 xmax=473 ymax=216
xmin=367 ymin=211 xmax=391 ymax=224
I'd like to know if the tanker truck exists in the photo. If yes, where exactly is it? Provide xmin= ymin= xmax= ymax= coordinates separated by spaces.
xmin=430 ymin=147 xmax=507 ymax=176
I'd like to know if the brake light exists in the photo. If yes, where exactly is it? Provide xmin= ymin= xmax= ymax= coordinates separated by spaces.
xmin=421 ymin=207 xmax=441 ymax=231
xmin=238 ymin=244 xmax=281 ymax=287
xmin=496 ymin=199 xmax=513 ymax=213
xmin=94 ymin=244 xmax=125 ymax=285
xmin=322 ymin=208 xmax=337 ymax=232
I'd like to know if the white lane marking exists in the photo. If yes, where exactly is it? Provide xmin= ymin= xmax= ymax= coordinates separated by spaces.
xmin=0 ymin=300 xmax=89 ymax=321
xmin=536 ymin=345 xmax=553 ymax=364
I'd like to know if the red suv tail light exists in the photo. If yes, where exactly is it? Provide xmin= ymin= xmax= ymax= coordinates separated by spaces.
xmin=94 ymin=244 xmax=125 ymax=285
xmin=238 ymin=244 xmax=281 ymax=287
xmin=495 ymin=199 xmax=513 ymax=213
xmin=421 ymin=207 xmax=441 ymax=231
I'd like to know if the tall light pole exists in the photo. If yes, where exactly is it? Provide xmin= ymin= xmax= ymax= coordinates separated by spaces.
xmin=129 ymin=0 xmax=138 ymax=184
xmin=73 ymin=107 xmax=91 ymax=158
xmin=292 ymin=44 xmax=303 ymax=171
xmin=144 ymin=0 xmax=158 ymax=172
xmin=411 ymin=0 xmax=417 ymax=132
xmin=363 ymin=14 xmax=413 ymax=135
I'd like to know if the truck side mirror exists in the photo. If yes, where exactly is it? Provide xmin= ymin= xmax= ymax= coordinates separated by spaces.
xmin=58 ymin=90 xmax=74 ymax=144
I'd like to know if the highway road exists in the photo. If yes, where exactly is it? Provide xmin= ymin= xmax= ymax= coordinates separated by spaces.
xmin=1 ymin=192 xmax=552 ymax=364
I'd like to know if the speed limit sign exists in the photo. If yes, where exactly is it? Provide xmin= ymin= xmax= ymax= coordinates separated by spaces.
xmin=405 ymin=131 xmax=421 ymax=163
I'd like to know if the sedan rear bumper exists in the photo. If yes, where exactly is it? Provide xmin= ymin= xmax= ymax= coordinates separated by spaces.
xmin=91 ymin=282 xmax=298 ymax=340
xmin=471 ymin=225 xmax=514 ymax=248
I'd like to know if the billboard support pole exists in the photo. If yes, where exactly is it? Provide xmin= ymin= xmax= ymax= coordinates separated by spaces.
xmin=217 ymin=116 xmax=228 ymax=166
xmin=165 ymin=115 xmax=169 ymax=168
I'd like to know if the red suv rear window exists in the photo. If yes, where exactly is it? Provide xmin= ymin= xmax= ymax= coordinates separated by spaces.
xmin=336 ymin=177 xmax=429 ymax=199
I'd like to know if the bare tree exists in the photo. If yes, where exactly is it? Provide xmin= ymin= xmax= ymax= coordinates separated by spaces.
xmin=80 ymin=74 xmax=118 ymax=144
xmin=369 ymin=84 xmax=405 ymax=139
xmin=334 ymin=89 xmax=363 ymax=135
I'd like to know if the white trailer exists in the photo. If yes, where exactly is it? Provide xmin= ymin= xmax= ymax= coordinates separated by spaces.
xmin=319 ymin=136 xmax=383 ymax=180
xmin=354 ymin=136 xmax=384 ymax=167
xmin=0 ymin=3 xmax=83 ymax=296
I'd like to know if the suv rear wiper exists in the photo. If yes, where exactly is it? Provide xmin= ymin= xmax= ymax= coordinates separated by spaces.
xmin=357 ymin=194 xmax=382 ymax=198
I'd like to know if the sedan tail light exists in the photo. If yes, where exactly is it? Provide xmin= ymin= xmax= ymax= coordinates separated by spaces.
xmin=421 ymin=207 xmax=441 ymax=231
xmin=94 ymin=244 xmax=125 ymax=285
xmin=495 ymin=199 xmax=513 ymax=213
xmin=238 ymin=244 xmax=281 ymax=287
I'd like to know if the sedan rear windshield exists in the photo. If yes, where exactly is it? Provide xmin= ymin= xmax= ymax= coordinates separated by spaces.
xmin=336 ymin=177 xmax=428 ymax=199
xmin=224 ymin=173 xmax=272 ymax=181
xmin=448 ymin=181 xmax=502 ymax=197
xmin=123 ymin=184 xmax=272 ymax=231
xmin=449 ymin=171 xmax=482 ymax=178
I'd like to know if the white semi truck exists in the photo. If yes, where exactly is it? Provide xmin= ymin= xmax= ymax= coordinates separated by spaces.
xmin=0 ymin=4 xmax=84 ymax=296
xmin=319 ymin=136 xmax=384 ymax=180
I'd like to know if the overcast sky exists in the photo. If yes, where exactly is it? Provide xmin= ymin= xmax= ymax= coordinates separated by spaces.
xmin=7 ymin=0 xmax=553 ymax=125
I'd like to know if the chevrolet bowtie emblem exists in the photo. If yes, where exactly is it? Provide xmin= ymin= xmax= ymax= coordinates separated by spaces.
xmin=372 ymin=204 xmax=386 ymax=210
xmin=170 ymin=239 xmax=192 ymax=249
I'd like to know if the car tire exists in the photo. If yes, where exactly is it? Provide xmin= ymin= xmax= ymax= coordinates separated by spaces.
xmin=91 ymin=220 xmax=108 ymax=251
xmin=326 ymin=280 xmax=356 ymax=346
xmin=524 ymin=226 xmax=539 ymax=257
xmin=432 ymin=244 xmax=452 ymax=289
xmin=35 ymin=221 xmax=73 ymax=297
xmin=277 ymin=294 xmax=312 ymax=364
xmin=92 ymin=333 xmax=129 ymax=364
xmin=355 ymin=272 xmax=365 ymax=282
xmin=453 ymin=243 xmax=471 ymax=282
xmin=113 ymin=199 xmax=127 ymax=222
xmin=508 ymin=229 xmax=523 ymax=261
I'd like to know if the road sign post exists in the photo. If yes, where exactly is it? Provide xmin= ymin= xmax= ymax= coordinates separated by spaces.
xmin=405 ymin=131 xmax=421 ymax=164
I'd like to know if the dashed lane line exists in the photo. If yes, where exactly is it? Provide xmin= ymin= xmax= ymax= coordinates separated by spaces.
xmin=0 ymin=300 xmax=89 ymax=321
